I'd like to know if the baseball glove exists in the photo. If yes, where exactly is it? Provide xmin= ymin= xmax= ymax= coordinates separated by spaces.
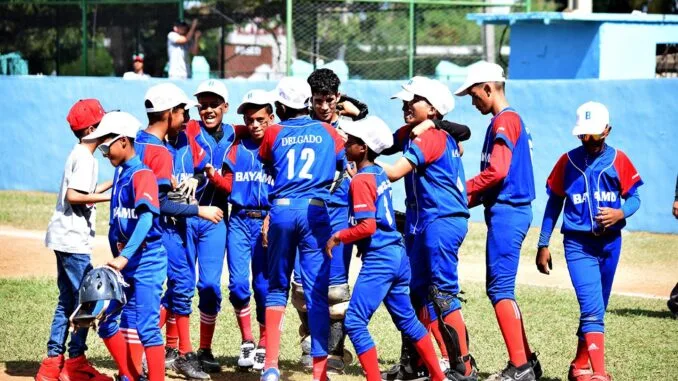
xmin=167 ymin=189 xmax=198 ymax=206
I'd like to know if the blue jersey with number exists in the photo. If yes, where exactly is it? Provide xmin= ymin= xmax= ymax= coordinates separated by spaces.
xmin=110 ymin=155 xmax=163 ymax=253
xmin=259 ymin=116 xmax=345 ymax=201
xmin=393 ymin=125 xmax=469 ymax=235
xmin=546 ymin=145 xmax=643 ymax=234
xmin=223 ymin=137 xmax=272 ymax=209
xmin=348 ymin=164 xmax=401 ymax=255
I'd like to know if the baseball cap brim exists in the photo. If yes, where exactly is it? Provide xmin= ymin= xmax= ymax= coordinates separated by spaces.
xmin=391 ymin=89 xmax=415 ymax=102
xmin=572 ymin=123 xmax=606 ymax=136
xmin=236 ymin=102 xmax=268 ymax=114
xmin=337 ymin=119 xmax=366 ymax=143
xmin=454 ymin=76 xmax=505 ymax=96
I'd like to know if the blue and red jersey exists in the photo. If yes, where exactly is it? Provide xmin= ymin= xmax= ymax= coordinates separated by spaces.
xmin=469 ymin=108 xmax=535 ymax=205
xmin=134 ymin=130 xmax=173 ymax=189
xmin=259 ymin=116 xmax=345 ymax=201
xmin=393 ymin=125 xmax=469 ymax=235
xmin=327 ymin=119 xmax=349 ymax=207
xmin=109 ymin=155 xmax=163 ymax=252
xmin=221 ymin=137 xmax=272 ymax=209
xmin=166 ymin=124 xmax=208 ymax=183
xmin=345 ymin=164 xmax=401 ymax=255
xmin=546 ymin=145 xmax=643 ymax=234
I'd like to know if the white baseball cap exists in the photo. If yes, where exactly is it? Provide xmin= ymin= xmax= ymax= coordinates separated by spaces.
xmin=339 ymin=116 xmax=393 ymax=154
xmin=272 ymin=77 xmax=311 ymax=110
xmin=236 ymin=89 xmax=274 ymax=114
xmin=454 ymin=61 xmax=506 ymax=96
xmin=145 ymin=83 xmax=197 ymax=112
xmin=194 ymin=80 xmax=229 ymax=103
xmin=572 ymin=101 xmax=610 ymax=136
xmin=83 ymin=111 xmax=142 ymax=141
xmin=391 ymin=76 xmax=455 ymax=116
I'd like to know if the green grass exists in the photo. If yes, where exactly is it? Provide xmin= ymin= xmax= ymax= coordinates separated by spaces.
xmin=1 ymin=278 xmax=676 ymax=380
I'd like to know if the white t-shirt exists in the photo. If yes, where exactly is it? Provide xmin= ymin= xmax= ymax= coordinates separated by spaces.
xmin=167 ymin=31 xmax=189 ymax=79
xmin=45 ymin=144 xmax=99 ymax=254
xmin=123 ymin=71 xmax=150 ymax=80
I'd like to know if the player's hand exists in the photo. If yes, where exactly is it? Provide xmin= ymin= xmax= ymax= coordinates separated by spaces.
xmin=673 ymin=200 xmax=678 ymax=219
xmin=410 ymin=119 xmax=435 ymax=138
xmin=337 ymin=100 xmax=360 ymax=118
xmin=346 ymin=162 xmax=357 ymax=178
xmin=204 ymin=163 xmax=215 ymax=178
xmin=198 ymin=206 xmax=224 ymax=224
xmin=107 ymin=256 xmax=128 ymax=271
xmin=595 ymin=207 xmax=624 ymax=228
xmin=325 ymin=233 xmax=341 ymax=259
xmin=171 ymin=176 xmax=179 ymax=190
xmin=536 ymin=247 xmax=552 ymax=275
xmin=178 ymin=177 xmax=199 ymax=199
xmin=261 ymin=215 xmax=270 ymax=248
xmin=458 ymin=142 xmax=464 ymax=157
xmin=194 ymin=30 xmax=202 ymax=39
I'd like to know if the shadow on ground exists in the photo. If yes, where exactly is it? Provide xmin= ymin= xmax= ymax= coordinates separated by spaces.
xmin=608 ymin=307 xmax=675 ymax=319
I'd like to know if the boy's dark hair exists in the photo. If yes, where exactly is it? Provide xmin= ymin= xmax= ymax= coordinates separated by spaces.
xmin=146 ymin=104 xmax=183 ymax=124
xmin=352 ymin=135 xmax=379 ymax=162
xmin=73 ymin=127 xmax=90 ymax=140
xmin=275 ymin=101 xmax=308 ymax=121
xmin=174 ymin=20 xmax=189 ymax=28
xmin=307 ymin=68 xmax=340 ymax=95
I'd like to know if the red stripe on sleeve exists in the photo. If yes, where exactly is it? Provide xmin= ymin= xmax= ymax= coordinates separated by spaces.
xmin=259 ymin=125 xmax=282 ymax=163
xmin=412 ymin=129 xmax=447 ymax=165
xmin=546 ymin=154 xmax=568 ymax=197
xmin=147 ymin=147 xmax=174 ymax=183
xmin=351 ymin=174 xmax=378 ymax=214
xmin=493 ymin=112 xmax=522 ymax=147
xmin=234 ymin=124 xmax=249 ymax=139
xmin=613 ymin=150 xmax=642 ymax=196
xmin=466 ymin=141 xmax=512 ymax=197
xmin=133 ymin=170 xmax=160 ymax=210
xmin=226 ymin=141 xmax=240 ymax=168
xmin=322 ymin=122 xmax=345 ymax=154
xmin=207 ymin=168 xmax=233 ymax=194
xmin=187 ymin=131 xmax=207 ymax=170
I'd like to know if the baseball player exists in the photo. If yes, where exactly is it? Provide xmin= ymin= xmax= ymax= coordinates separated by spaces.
xmin=184 ymin=80 xmax=248 ymax=372
xmin=258 ymin=77 xmax=345 ymax=381
xmin=38 ymin=99 xmax=112 ymax=381
xmin=326 ymin=116 xmax=446 ymax=381
xmin=204 ymin=89 xmax=275 ymax=371
xmin=139 ymin=82 xmax=222 ymax=379
xmin=380 ymin=76 xmax=475 ymax=381
xmin=536 ymin=102 xmax=643 ymax=381
xmin=84 ymin=111 xmax=166 ymax=381
xmin=289 ymin=68 xmax=369 ymax=372
xmin=455 ymin=62 xmax=540 ymax=381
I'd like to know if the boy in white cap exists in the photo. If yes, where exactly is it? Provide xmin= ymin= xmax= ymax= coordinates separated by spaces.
xmin=141 ymin=82 xmax=222 ymax=380
xmin=258 ymin=77 xmax=346 ymax=381
xmin=326 ymin=116 xmax=447 ymax=381
xmin=204 ymin=89 xmax=276 ymax=371
xmin=381 ymin=76 xmax=476 ymax=381
xmin=455 ymin=61 xmax=540 ymax=381
xmin=84 ymin=111 xmax=166 ymax=381
xmin=536 ymin=102 xmax=642 ymax=381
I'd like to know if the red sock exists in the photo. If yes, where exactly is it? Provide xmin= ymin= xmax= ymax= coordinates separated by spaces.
xmin=158 ymin=305 xmax=169 ymax=328
xmin=429 ymin=319 xmax=448 ymax=359
xmin=442 ymin=310 xmax=472 ymax=375
xmin=494 ymin=299 xmax=528 ymax=367
xmin=103 ymin=331 xmax=135 ymax=379
xmin=235 ymin=305 xmax=254 ymax=342
xmin=264 ymin=306 xmax=285 ymax=369
xmin=258 ymin=323 xmax=267 ymax=348
xmin=166 ymin=315 xmax=178 ymax=349
xmin=312 ymin=356 xmax=328 ymax=381
xmin=572 ymin=338 xmax=589 ymax=369
xmin=176 ymin=314 xmax=193 ymax=355
xmin=584 ymin=332 xmax=606 ymax=376
xmin=518 ymin=305 xmax=532 ymax=358
xmin=121 ymin=328 xmax=144 ymax=378
xmin=199 ymin=312 xmax=217 ymax=350
xmin=144 ymin=345 xmax=165 ymax=381
xmin=413 ymin=335 xmax=445 ymax=381
xmin=357 ymin=347 xmax=381 ymax=381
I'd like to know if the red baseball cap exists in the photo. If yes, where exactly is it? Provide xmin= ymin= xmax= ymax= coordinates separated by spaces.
xmin=67 ymin=99 xmax=106 ymax=131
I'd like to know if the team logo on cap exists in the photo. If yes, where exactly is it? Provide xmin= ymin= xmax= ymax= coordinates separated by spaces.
xmin=585 ymin=111 xmax=591 ymax=120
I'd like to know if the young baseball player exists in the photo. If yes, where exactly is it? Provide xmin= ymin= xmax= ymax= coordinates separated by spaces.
xmin=140 ymin=82 xmax=222 ymax=379
xmin=84 ymin=111 xmax=166 ymax=381
xmin=536 ymin=102 xmax=642 ymax=381
xmin=185 ymin=80 xmax=247 ymax=372
xmin=258 ymin=77 xmax=345 ymax=381
xmin=289 ymin=68 xmax=369 ymax=373
xmin=380 ymin=76 xmax=475 ymax=381
xmin=38 ymin=99 xmax=112 ymax=381
xmin=204 ymin=89 xmax=275 ymax=371
xmin=325 ymin=116 xmax=446 ymax=381
xmin=455 ymin=62 xmax=540 ymax=381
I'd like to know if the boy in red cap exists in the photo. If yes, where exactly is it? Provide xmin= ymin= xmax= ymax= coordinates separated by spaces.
xmin=38 ymin=99 xmax=114 ymax=381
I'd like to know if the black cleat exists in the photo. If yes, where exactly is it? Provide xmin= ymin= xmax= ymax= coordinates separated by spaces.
xmin=196 ymin=348 xmax=221 ymax=373
xmin=446 ymin=368 xmax=479 ymax=381
xmin=488 ymin=362 xmax=536 ymax=381
xmin=173 ymin=352 xmax=210 ymax=380
xmin=529 ymin=352 xmax=542 ymax=380
xmin=165 ymin=346 xmax=179 ymax=370
xmin=380 ymin=363 xmax=429 ymax=381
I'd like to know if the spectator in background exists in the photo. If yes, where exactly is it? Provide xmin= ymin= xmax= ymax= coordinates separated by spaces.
xmin=167 ymin=19 xmax=201 ymax=79
xmin=674 ymin=174 xmax=678 ymax=219
xmin=123 ymin=53 xmax=150 ymax=80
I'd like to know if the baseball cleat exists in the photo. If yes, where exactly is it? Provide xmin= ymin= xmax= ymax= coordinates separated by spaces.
xmin=260 ymin=368 xmax=280 ymax=381
xmin=380 ymin=362 xmax=429 ymax=381
xmin=445 ymin=368 xmax=479 ymax=381
xmin=196 ymin=348 xmax=221 ymax=373
xmin=165 ymin=346 xmax=179 ymax=370
xmin=173 ymin=352 xmax=210 ymax=380
xmin=35 ymin=355 xmax=63 ymax=381
xmin=253 ymin=347 xmax=266 ymax=371
xmin=529 ymin=352 xmax=542 ymax=380
xmin=238 ymin=341 xmax=256 ymax=368
xmin=59 ymin=355 xmax=112 ymax=381
xmin=486 ymin=361 xmax=536 ymax=381
xmin=439 ymin=358 xmax=450 ymax=373
xmin=589 ymin=374 xmax=611 ymax=381
xmin=568 ymin=364 xmax=593 ymax=381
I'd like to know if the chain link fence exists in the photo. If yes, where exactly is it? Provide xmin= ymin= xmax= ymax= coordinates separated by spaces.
xmin=290 ymin=0 xmax=527 ymax=80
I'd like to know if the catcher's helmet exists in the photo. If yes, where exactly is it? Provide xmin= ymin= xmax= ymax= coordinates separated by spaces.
xmin=69 ymin=266 xmax=127 ymax=329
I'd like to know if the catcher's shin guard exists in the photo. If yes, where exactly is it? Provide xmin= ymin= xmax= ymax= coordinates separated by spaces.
xmin=429 ymin=286 xmax=473 ymax=375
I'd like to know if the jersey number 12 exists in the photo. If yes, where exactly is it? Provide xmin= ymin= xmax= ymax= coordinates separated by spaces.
xmin=286 ymin=148 xmax=315 ymax=180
